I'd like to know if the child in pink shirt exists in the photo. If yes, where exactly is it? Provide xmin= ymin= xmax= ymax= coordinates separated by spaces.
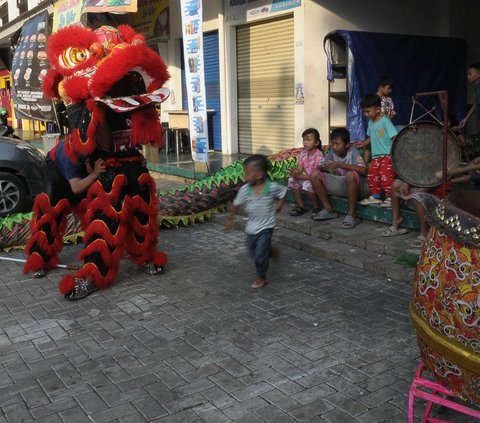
xmin=288 ymin=128 xmax=324 ymax=216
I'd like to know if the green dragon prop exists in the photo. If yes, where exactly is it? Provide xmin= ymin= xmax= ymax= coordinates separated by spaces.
xmin=0 ymin=148 xmax=301 ymax=251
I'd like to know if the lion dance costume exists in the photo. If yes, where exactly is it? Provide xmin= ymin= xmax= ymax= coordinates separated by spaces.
xmin=24 ymin=24 xmax=170 ymax=300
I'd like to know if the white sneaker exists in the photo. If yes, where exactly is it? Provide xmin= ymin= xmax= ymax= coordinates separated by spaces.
xmin=359 ymin=196 xmax=382 ymax=205
xmin=380 ymin=198 xmax=392 ymax=208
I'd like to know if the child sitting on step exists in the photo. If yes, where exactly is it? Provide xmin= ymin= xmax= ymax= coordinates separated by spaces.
xmin=288 ymin=128 xmax=324 ymax=216
xmin=310 ymin=128 xmax=369 ymax=228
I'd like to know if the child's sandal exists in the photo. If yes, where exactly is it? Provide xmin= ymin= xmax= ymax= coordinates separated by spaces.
xmin=290 ymin=206 xmax=309 ymax=216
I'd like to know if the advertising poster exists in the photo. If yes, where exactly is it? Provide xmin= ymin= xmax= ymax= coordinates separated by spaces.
xmin=132 ymin=0 xmax=169 ymax=40
xmin=82 ymin=0 xmax=138 ymax=14
xmin=11 ymin=11 xmax=55 ymax=121
xmin=52 ymin=0 xmax=83 ymax=32
xmin=227 ymin=0 xmax=301 ymax=22
xmin=180 ymin=0 xmax=208 ymax=163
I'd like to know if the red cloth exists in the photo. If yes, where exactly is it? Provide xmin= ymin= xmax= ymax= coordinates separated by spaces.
xmin=367 ymin=155 xmax=395 ymax=197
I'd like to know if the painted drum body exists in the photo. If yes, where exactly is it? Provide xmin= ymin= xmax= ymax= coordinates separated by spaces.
xmin=411 ymin=191 xmax=480 ymax=405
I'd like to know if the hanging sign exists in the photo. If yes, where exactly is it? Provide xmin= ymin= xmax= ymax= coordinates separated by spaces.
xmin=52 ymin=0 xmax=83 ymax=32
xmin=11 ymin=11 xmax=55 ymax=121
xmin=82 ymin=0 xmax=138 ymax=14
xmin=180 ymin=0 xmax=208 ymax=163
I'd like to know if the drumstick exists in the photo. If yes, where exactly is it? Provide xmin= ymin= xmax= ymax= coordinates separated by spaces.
xmin=0 ymin=256 xmax=80 ymax=270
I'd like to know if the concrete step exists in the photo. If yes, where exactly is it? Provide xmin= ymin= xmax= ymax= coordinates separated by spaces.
xmin=213 ymin=206 xmax=419 ymax=284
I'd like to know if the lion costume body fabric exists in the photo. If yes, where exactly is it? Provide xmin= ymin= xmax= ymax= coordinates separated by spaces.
xmin=24 ymin=24 xmax=170 ymax=300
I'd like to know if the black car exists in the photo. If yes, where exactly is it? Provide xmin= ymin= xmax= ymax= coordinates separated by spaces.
xmin=0 ymin=136 xmax=44 ymax=216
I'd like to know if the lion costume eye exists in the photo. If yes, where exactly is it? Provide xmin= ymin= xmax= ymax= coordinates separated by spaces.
xmin=59 ymin=47 xmax=90 ymax=68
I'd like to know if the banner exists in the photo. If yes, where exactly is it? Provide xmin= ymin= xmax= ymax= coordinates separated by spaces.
xmin=132 ymin=0 xmax=169 ymax=40
xmin=52 ymin=0 xmax=83 ymax=32
xmin=180 ymin=0 xmax=208 ymax=163
xmin=11 ymin=12 xmax=55 ymax=122
xmin=82 ymin=0 xmax=138 ymax=14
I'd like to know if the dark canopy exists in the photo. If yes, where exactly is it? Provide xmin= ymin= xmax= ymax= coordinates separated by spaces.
xmin=324 ymin=30 xmax=467 ymax=141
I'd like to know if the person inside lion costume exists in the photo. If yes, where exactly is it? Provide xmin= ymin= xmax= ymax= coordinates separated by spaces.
xmin=24 ymin=24 xmax=170 ymax=300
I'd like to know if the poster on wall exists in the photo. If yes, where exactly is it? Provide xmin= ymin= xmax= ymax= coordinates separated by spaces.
xmin=227 ymin=0 xmax=301 ymax=22
xmin=180 ymin=0 xmax=208 ymax=163
xmin=82 ymin=0 xmax=138 ymax=14
xmin=11 ymin=11 xmax=55 ymax=121
xmin=52 ymin=0 xmax=83 ymax=32
xmin=132 ymin=0 xmax=169 ymax=40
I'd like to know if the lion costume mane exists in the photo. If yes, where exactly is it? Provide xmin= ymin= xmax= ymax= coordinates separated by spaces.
xmin=24 ymin=24 xmax=170 ymax=300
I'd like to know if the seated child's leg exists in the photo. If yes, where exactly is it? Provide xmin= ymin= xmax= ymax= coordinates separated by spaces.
xmin=413 ymin=199 xmax=428 ymax=238
xmin=310 ymin=170 xmax=333 ymax=212
xmin=390 ymin=179 xmax=404 ymax=229
xmin=345 ymin=171 xmax=360 ymax=216
xmin=302 ymin=180 xmax=321 ymax=210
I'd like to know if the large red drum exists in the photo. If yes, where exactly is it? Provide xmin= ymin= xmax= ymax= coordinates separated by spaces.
xmin=410 ymin=191 xmax=480 ymax=405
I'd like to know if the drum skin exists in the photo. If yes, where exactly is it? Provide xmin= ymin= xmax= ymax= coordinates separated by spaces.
xmin=410 ymin=192 xmax=480 ymax=405
xmin=392 ymin=122 xmax=461 ymax=188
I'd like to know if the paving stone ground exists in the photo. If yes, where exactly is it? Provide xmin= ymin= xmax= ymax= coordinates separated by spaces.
xmin=0 ymin=220 xmax=478 ymax=422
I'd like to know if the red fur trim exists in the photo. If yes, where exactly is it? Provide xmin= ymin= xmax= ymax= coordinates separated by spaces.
xmin=83 ymin=220 xmax=122 ymax=246
xmin=77 ymin=239 xmax=114 ymax=266
xmin=76 ymin=263 xmax=118 ymax=289
xmin=25 ymin=232 xmax=54 ymax=256
xmin=152 ymin=251 xmax=168 ymax=266
xmin=59 ymin=274 xmax=76 ymax=294
xmin=89 ymin=44 xmax=169 ymax=98
xmin=85 ymin=100 xmax=103 ymax=153
xmin=42 ymin=70 xmax=63 ymax=99
xmin=117 ymin=25 xmax=144 ymax=44
xmin=23 ymin=252 xmax=46 ymax=273
xmin=46 ymin=255 xmax=60 ymax=269
xmin=141 ymin=48 xmax=170 ymax=92
xmin=62 ymin=77 xmax=92 ymax=103
xmin=47 ymin=26 xmax=98 ymax=76
xmin=131 ymin=107 xmax=163 ymax=147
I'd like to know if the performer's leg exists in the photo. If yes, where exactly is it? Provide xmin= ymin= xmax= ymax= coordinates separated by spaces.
xmin=125 ymin=171 xmax=168 ymax=274
xmin=24 ymin=195 xmax=71 ymax=277
xmin=24 ymin=163 xmax=74 ymax=277
xmin=59 ymin=173 xmax=128 ymax=300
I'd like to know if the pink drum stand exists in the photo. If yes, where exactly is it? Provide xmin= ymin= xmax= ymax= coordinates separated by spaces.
xmin=408 ymin=363 xmax=480 ymax=423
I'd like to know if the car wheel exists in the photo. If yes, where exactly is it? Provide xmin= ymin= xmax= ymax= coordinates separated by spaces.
xmin=0 ymin=172 xmax=27 ymax=217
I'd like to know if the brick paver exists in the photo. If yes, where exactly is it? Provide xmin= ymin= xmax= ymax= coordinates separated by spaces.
xmin=0 ymin=222 xmax=478 ymax=422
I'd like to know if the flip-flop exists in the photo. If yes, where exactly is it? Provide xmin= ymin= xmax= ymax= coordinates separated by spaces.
xmin=338 ymin=215 xmax=360 ymax=229
xmin=311 ymin=209 xmax=338 ymax=221
xmin=411 ymin=235 xmax=427 ymax=248
xmin=381 ymin=226 xmax=408 ymax=237
xmin=290 ymin=206 xmax=309 ymax=216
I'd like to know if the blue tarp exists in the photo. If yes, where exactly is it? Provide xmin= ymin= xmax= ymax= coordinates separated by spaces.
xmin=324 ymin=30 xmax=467 ymax=141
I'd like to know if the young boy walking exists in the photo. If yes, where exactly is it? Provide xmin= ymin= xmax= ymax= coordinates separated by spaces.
xmin=225 ymin=154 xmax=287 ymax=289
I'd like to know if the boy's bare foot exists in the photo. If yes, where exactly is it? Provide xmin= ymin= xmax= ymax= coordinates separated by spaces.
xmin=251 ymin=278 xmax=267 ymax=289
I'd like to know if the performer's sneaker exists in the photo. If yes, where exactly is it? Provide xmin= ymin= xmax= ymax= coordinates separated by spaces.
xmin=64 ymin=279 xmax=98 ymax=301
xmin=140 ymin=262 xmax=165 ymax=276
xmin=33 ymin=269 xmax=46 ymax=279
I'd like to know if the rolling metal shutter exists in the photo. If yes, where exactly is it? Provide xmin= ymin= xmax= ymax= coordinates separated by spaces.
xmin=237 ymin=15 xmax=294 ymax=155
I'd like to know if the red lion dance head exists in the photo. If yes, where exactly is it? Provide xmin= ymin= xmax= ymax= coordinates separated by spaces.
xmin=42 ymin=24 xmax=170 ymax=161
